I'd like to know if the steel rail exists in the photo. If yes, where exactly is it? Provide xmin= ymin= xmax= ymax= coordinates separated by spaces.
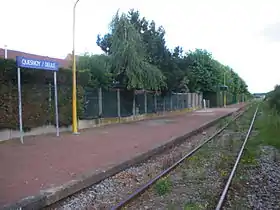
xmin=215 ymin=105 xmax=259 ymax=210
xmin=111 ymin=107 xmax=248 ymax=210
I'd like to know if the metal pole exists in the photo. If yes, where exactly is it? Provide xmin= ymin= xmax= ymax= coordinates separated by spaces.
xmin=17 ymin=67 xmax=23 ymax=144
xmin=98 ymin=87 xmax=102 ymax=116
xmin=163 ymin=97 xmax=166 ymax=112
xmin=154 ymin=93 xmax=157 ymax=112
xmin=170 ymin=94 xmax=173 ymax=110
xmin=133 ymin=91 xmax=136 ymax=116
xmin=144 ymin=91 xmax=147 ymax=114
xmin=54 ymin=72 xmax=59 ymax=137
xmin=72 ymin=0 xmax=80 ymax=134
xmin=48 ymin=82 xmax=52 ymax=125
xmin=177 ymin=94 xmax=179 ymax=109
xmin=117 ymin=89 xmax=121 ymax=118
xmin=224 ymin=71 xmax=226 ymax=107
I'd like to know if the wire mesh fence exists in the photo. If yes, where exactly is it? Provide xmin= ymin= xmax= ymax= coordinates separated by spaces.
xmin=82 ymin=88 xmax=203 ymax=120
xmin=0 ymin=83 xmax=203 ymax=130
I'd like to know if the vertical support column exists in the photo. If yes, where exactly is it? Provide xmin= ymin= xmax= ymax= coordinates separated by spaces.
xmin=54 ymin=72 xmax=59 ymax=137
xmin=117 ymin=89 xmax=121 ymax=120
xmin=17 ymin=67 xmax=23 ymax=144
xmin=144 ymin=91 xmax=147 ymax=114
xmin=98 ymin=87 xmax=102 ymax=124
xmin=182 ymin=94 xmax=185 ymax=109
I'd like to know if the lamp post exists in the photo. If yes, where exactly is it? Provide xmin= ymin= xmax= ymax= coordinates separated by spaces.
xmin=72 ymin=0 xmax=80 ymax=134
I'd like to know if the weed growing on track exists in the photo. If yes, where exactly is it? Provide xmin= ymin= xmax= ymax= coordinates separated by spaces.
xmin=154 ymin=177 xmax=172 ymax=196
xmin=183 ymin=202 xmax=204 ymax=210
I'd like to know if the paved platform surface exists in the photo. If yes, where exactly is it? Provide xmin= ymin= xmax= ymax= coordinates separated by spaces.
xmin=0 ymin=103 xmax=245 ymax=207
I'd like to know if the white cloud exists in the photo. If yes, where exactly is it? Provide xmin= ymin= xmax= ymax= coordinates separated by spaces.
xmin=0 ymin=0 xmax=280 ymax=93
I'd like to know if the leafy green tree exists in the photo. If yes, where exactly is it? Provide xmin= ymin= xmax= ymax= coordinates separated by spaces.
xmin=186 ymin=49 xmax=220 ymax=92
xmin=108 ymin=11 xmax=165 ymax=90
xmin=77 ymin=53 xmax=112 ymax=88
xmin=96 ymin=9 xmax=251 ymax=98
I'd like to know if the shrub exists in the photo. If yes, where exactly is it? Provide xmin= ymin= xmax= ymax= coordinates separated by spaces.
xmin=0 ymin=58 xmax=87 ymax=130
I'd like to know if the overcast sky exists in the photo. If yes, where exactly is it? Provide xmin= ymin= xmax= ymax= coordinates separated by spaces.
xmin=1 ymin=0 xmax=280 ymax=93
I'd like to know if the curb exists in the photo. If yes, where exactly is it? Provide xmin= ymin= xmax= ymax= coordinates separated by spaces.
xmin=2 ymin=106 xmax=246 ymax=210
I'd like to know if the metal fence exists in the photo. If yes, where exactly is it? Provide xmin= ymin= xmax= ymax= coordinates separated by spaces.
xmin=82 ymin=88 xmax=203 ymax=119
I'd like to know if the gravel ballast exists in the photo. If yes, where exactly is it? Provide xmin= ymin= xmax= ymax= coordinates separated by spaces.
xmin=225 ymin=145 xmax=280 ymax=210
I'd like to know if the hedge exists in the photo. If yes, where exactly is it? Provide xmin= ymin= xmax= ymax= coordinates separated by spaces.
xmin=0 ymin=58 xmax=88 ymax=131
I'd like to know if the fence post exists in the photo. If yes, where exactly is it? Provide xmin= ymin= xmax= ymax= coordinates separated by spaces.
xmin=177 ymin=94 xmax=179 ymax=110
xmin=193 ymin=93 xmax=196 ymax=109
xmin=98 ymin=88 xmax=103 ymax=125
xmin=189 ymin=93 xmax=192 ymax=108
xmin=98 ymin=88 xmax=102 ymax=116
xmin=154 ymin=92 xmax=157 ymax=113
xmin=170 ymin=94 xmax=173 ymax=111
xmin=163 ymin=97 xmax=166 ymax=112
xmin=199 ymin=93 xmax=202 ymax=108
xmin=117 ymin=89 xmax=121 ymax=120
xmin=195 ymin=93 xmax=198 ymax=109
xmin=133 ymin=91 xmax=136 ymax=117
xmin=144 ymin=91 xmax=147 ymax=114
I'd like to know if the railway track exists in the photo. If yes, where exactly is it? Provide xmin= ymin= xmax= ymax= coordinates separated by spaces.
xmin=49 ymin=105 xmax=250 ymax=210
xmin=110 ymin=104 xmax=259 ymax=210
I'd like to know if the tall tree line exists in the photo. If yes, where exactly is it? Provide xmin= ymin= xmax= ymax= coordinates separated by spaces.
xmin=78 ymin=9 xmax=250 ymax=97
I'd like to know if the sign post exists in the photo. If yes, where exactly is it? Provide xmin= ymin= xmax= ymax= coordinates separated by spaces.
xmin=16 ymin=56 xmax=60 ymax=143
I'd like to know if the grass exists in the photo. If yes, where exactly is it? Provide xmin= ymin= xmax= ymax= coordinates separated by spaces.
xmin=240 ymin=102 xmax=280 ymax=163
xmin=154 ymin=176 xmax=172 ymax=196
xmin=184 ymin=202 xmax=205 ymax=210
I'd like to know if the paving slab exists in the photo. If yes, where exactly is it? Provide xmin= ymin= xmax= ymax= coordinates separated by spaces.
xmin=0 ymin=103 xmax=246 ymax=209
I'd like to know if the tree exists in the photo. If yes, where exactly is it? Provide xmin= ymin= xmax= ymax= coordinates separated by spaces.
xmin=108 ymin=11 xmax=165 ymax=90
xmin=96 ymin=9 xmax=251 ymax=98
xmin=77 ymin=53 xmax=112 ymax=88
xmin=185 ymin=49 xmax=220 ymax=92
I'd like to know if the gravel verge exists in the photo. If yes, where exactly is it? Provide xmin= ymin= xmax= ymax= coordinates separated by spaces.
xmin=225 ymin=145 xmax=280 ymax=209
xmin=46 ymin=113 xmax=242 ymax=210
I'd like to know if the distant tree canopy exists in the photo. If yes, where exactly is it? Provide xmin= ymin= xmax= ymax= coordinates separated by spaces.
xmin=79 ymin=9 xmax=250 ymax=96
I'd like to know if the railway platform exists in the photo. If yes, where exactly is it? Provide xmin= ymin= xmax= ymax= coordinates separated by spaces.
xmin=0 ymin=103 xmax=246 ymax=209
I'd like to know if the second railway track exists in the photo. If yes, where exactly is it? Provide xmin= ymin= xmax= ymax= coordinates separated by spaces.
xmin=111 ymin=104 xmax=259 ymax=210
